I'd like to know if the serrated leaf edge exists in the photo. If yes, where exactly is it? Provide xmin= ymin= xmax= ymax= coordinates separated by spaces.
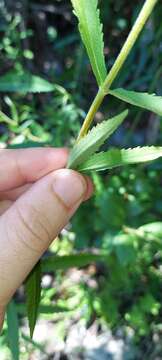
xmin=78 ymin=146 xmax=162 ymax=172
xmin=68 ymin=110 xmax=128 ymax=169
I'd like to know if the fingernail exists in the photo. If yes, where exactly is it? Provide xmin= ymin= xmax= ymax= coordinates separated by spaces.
xmin=53 ymin=169 xmax=87 ymax=208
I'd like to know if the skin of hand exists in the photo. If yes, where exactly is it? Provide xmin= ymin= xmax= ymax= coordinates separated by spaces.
xmin=0 ymin=148 xmax=93 ymax=330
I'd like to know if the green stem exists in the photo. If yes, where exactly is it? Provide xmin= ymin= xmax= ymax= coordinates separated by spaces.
xmin=77 ymin=0 xmax=158 ymax=141
xmin=77 ymin=88 xmax=105 ymax=140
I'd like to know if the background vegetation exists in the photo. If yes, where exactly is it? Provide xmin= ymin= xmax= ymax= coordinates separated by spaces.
xmin=0 ymin=0 xmax=162 ymax=358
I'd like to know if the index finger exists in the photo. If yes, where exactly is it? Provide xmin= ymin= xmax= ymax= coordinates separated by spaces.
xmin=0 ymin=148 xmax=68 ymax=191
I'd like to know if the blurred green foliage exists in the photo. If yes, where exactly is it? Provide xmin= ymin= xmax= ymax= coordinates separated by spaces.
xmin=0 ymin=0 xmax=162 ymax=359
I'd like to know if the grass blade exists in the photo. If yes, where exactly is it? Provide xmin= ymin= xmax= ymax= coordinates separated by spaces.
xmin=78 ymin=146 xmax=162 ymax=172
xmin=109 ymin=88 xmax=162 ymax=116
xmin=68 ymin=110 xmax=128 ymax=169
xmin=71 ymin=0 xmax=107 ymax=85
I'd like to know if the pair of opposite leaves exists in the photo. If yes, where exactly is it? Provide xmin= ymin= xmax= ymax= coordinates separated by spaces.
xmin=68 ymin=0 xmax=162 ymax=172
xmin=68 ymin=106 xmax=162 ymax=172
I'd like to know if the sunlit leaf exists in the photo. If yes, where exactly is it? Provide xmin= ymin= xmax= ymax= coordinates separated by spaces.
xmin=109 ymin=88 xmax=162 ymax=116
xmin=78 ymin=146 xmax=162 ymax=172
xmin=139 ymin=222 xmax=162 ymax=239
xmin=124 ymin=222 xmax=162 ymax=244
xmin=68 ymin=110 xmax=128 ymax=169
xmin=71 ymin=0 xmax=107 ymax=85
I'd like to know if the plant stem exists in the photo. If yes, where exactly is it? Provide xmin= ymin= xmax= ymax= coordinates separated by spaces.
xmin=77 ymin=88 xmax=105 ymax=140
xmin=77 ymin=0 xmax=158 ymax=141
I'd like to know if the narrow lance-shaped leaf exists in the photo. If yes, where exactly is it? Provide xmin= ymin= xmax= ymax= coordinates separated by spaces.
xmin=25 ymin=261 xmax=41 ymax=338
xmin=0 ymin=109 xmax=17 ymax=126
xmin=109 ymin=88 xmax=162 ymax=116
xmin=68 ymin=110 xmax=128 ymax=169
xmin=78 ymin=146 xmax=162 ymax=172
xmin=7 ymin=300 xmax=20 ymax=360
xmin=42 ymin=253 xmax=108 ymax=272
xmin=71 ymin=0 xmax=107 ymax=86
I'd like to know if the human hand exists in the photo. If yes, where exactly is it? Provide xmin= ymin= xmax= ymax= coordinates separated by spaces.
xmin=0 ymin=148 xmax=93 ymax=329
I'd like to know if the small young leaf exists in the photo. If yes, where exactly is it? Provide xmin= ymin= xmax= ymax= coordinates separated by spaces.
xmin=25 ymin=261 xmax=41 ymax=338
xmin=109 ymin=88 xmax=162 ymax=116
xmin=78 ymin=146 xmax=162 ymax=172
xmin=68 ymin=110 xmax=128 ymax=169
xmin=71 ymin=0 xmax=107 ymax=86
xmin=7 ymin=300 xmax=20 ymax=360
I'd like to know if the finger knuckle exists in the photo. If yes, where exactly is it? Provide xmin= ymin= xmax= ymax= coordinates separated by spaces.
xmin=13 ymin=202 xmax=51 ymax=254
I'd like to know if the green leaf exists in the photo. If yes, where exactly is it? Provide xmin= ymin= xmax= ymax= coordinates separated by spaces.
xmin=7 ymin=300 xmax=19 ymax=360
xmin=0 ymin=110 xmax=17 ymax=126
xmin=38 ymin=305 xmax=70 ymax=314
xmin=68 ymin=110 xmax=128 ymax=169
xmin=25 ymin=261 xmax=41 ymax=338
xmin=0 ymin=70 xmax=54 ymax=93
xmin=16 ymin=303 xmax=70 ymax=316
xmin=113 ymin=234 xmax=137 ymax=266
xmin=78 ymin=146 xmax=162 ymax=172
xmin=71 ymin=0 xmax=107 ymax=86
xmin=109 ymin=88 xmax=162 ymax=116
xmin=138 ymin=221 xmax=162 ymax=245
xmin=139 ymin=222 xmax=162 ymax=239
xmin=42 ymin=253 xmax=107 ymax=272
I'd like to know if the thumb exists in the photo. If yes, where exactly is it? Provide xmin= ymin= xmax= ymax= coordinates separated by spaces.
xmin=0 ymin=169 xmax=88 ymax=305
